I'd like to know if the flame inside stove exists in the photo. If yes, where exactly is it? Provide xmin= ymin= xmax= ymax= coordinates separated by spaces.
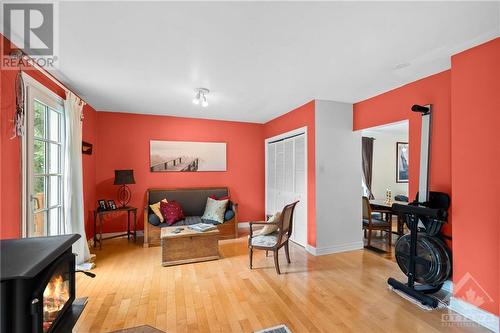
xmin=43 ymin=274 xmax=69 ymax=332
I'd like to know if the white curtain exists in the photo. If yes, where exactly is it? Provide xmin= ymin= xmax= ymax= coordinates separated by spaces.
xmin=64 ymin=91 xmax=90 ymax=265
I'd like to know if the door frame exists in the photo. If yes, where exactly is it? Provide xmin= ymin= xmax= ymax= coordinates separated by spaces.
xmin=264 ymin=126 xmax=308 ymax=247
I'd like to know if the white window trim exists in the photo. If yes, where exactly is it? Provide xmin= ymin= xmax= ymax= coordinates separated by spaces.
xmin=21 ymin=72 xmax=64 ymax=238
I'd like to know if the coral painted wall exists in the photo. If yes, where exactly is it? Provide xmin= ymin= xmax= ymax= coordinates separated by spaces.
xmin=0 ymin=63 xmax=23 ymax=239
xmin=0 ymin=34 xmax=97 ymax=239
xmin=82 ymin=106 xmax=98 ymax=238
xmin=354 ymin=38 xmax=500 ymax=316
xmin=264 ymin=101 xmax=316 ymax=247
xmin=353 ymin=70 xmax=452 ymax=238
xmin=94 ymin=112 xmax=265 ymax=233
xmin=450 ymin=38 xmax=499 ymax=316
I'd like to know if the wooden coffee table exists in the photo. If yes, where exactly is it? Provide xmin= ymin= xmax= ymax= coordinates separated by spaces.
xmin=160 ymin=226 xmax=220 ymax=266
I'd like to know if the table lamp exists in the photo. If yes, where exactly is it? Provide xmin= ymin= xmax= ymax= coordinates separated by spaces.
xmin=114 ymin=169 xmax=135 ymax=207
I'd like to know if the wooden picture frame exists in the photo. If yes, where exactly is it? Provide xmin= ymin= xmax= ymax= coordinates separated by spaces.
xmin=107 ymin=200 xmax=117 ymax=210
xmin=396 ymin=142 xmax=409 ymax=183
xmin=97 ymin=199 xmax=108 ymax=211
xmin=82 ymin=141 xmax=93 ymax=155
xmin=149 ymin=140 xmax=227 ymax=172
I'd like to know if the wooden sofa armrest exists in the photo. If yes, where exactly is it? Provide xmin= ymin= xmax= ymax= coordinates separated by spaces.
xmin=232 ymin=202 xmax=238 ymax=238
xmin=143 ymin=207 xmax=149 ymax=248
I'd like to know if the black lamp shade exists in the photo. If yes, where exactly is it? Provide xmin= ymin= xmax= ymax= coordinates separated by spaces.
xmin=114 ymin=170 xmax=136 ymax=185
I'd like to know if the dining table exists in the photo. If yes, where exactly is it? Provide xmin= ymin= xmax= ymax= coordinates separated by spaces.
xmin=369 ymin=199 xmax=409 ymax=236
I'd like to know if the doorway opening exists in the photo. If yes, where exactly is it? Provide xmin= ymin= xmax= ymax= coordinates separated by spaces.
xmin=360 ymin=120 xmax=409 ymax=256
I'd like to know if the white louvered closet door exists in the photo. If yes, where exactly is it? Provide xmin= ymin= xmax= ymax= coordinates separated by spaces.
xmin=266 ymin=133 xmax=307 ymax=247
xmin=275 ymin=141 xmax=285 ymax=212
xmin=266 ymin=143 xmax=277 ymax=215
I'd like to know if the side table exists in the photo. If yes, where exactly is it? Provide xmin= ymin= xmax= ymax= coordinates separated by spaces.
xmin=93 ymin=206 xmax=137 ymax=249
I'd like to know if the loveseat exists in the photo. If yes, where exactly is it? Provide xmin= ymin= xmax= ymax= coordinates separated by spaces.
xmin=143 ymin=187 xmax=238 ymax=247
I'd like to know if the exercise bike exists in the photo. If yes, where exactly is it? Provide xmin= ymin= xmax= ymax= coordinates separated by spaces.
xmin=387 ymin=105 xmax=452 ymax=308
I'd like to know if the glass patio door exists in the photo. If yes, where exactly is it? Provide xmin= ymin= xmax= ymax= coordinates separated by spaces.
xmin=24 ymin=75 xmax=65 ymax=237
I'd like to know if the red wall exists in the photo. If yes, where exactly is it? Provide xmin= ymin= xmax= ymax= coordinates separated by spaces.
xmin=450 ymin=38 xmax=499 ymax=316
xmin=353 ymin=70 xmax=452 ymax=238
xmin=264 ymin=101 xmax=316 ymax=247
xmin=82 ymin=106 xmax=98 ymax=238
xmin=94 ymin=112 xmax=265 ymax=233
xmin=0 ymin=34 xmax=97 ymax=239
xmin=0 ymin=59 xmax=24 ymax=239
xmin=354 ymin=38 xmax=500 ymax=316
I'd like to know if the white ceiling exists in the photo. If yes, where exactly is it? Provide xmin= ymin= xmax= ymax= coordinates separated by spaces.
xmin=47 ymin=1 xmax=499 ymax=123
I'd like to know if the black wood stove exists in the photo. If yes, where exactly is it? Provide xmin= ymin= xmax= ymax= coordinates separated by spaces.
xmin=0 ymin=234 xmax=87 ymax=333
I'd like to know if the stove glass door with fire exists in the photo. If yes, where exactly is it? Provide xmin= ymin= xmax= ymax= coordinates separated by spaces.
xmin=32 ymin=251 xmax=75 ymax=333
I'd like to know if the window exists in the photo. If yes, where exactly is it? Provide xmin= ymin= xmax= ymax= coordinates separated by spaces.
xmin=23 ymin=73 xmax=65 ymax=237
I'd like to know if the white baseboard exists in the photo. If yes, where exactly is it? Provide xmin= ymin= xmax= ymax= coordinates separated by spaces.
xmin=443 ymin=279 xmax=499 ymax=332
xmin=442 ymin=280 xmax=453 ymax=293
xmin=306 ymin=241 xmax=363 ymax=256
xmin=238 ymin=222 xmax=250 ymax=229
xmin=305 ymin=245 xmax=317 ymax=255
xmin=449 ymin=297 xmax=499 ymax=332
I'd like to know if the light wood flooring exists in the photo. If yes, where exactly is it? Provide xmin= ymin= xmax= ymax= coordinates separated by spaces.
xmin=75 ymin=232 xmax=487 ymax=333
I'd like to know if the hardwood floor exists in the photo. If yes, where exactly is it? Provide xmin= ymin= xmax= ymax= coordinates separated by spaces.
xmin=75 ymin=233 xmax=487 ymax=333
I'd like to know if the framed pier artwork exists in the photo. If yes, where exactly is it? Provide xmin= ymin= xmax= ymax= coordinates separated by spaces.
xmin=150 ymin=140 xmax=227 ymax=172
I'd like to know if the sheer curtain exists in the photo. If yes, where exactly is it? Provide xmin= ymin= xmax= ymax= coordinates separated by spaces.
xmin=64 ymin=92 xmax=90 ymax=265
xmin=362 ymin=137 xmax=375 ymax=199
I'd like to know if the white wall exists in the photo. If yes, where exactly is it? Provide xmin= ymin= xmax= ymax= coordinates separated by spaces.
xmin=363 ymin=128 xmax=408 ymax=200
xmin=312 ymin=100 xmax=363 ymax=254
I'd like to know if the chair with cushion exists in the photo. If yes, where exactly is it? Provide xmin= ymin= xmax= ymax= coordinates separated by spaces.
xmin=362 ymin=196 xmax=392 ymax=250
xmin=248 ymin=201 xmax=299 ymax=274
xmin=394 ymin=194 xmax=409 ymax=202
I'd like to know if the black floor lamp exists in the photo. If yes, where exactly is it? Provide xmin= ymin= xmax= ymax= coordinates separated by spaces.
xmin=114 ymin=169 xmax=135 ymax=208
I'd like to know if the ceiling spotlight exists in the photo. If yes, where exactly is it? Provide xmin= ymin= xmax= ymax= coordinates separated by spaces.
xmin=193 ymin=88 xmax=209 ymax=107
xmin=394 ymin=62 xmax=411 ymax=70
xmin=192 ymin=91 xmax=201 ymax=105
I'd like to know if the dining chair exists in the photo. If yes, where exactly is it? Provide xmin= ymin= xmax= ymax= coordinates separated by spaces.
xmin=362 ymin=196 xmax=392 ymax=250
xmin=248 ymin=201 xmax=299 ymax=274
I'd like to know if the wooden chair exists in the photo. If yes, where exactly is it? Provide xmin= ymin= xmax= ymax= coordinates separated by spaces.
xmin=248 ymin=201 xmax=299 ymax=274
xmin=362 ymin=196 xmax=392 ymax=250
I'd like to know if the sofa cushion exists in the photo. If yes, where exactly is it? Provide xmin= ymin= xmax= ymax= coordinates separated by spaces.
xmin=250 ymin=232 xmax=278 ymax=247
xmin=209 ymin=194 xmax=230 ymax=201
xmin=148 ymin=214 xmax=161 ymax=226
xmin=258 ymin=212 xmax=280 ymax=236
xmin=362 ymin=218 xmax=391 ymax=227
xmin=182 ymin=216 xmax=204 ymax=226
xmin=202 ymin=218 xmax=221 ymax=225
xmin=150 ymin=199 xmax=168 ymax=222
xmin=160 ymin=200 xmax=185 ymax=225
xmin=201 ymin=197 xmax=228 ymax=224
xmin=148 ymin=188 xmax=229 ymax=216
xmin=224 ymin=209 xmax=235 ymax=221
xmin=151 ymin=216 xmax=217 ymax=228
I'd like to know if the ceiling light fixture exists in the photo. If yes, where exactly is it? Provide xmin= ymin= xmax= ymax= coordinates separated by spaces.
xmin=394 ymin=62 xmax=411 ymax=70
xmin=193 ymin=88 xmax=209 ymax=107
